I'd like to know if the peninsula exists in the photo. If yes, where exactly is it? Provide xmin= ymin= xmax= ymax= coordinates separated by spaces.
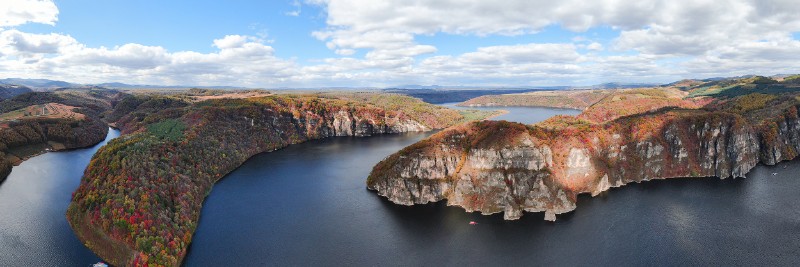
xmin=368 ymin=76 xmax=800 ymax=221
xmin=65 ymin=91 xmax=494 ymax=266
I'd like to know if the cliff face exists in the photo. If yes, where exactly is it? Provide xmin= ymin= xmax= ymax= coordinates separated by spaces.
xmin=66 ymin=95 xmax=462 ymax=267
xmin=368 ymin=106 xmax=800 ymax=221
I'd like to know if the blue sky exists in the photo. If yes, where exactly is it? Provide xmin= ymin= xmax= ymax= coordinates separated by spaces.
xmin=17 ymin=1 xmax=620 ymax=65
xmin=17 ymin=1 xmax=335 ymax=60
xmin=2 ymin=0 xmax=800 ymax=88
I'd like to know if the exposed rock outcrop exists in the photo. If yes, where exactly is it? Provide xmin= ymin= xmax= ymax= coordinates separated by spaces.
xmin=369 ymin=107 xmax=800 ymax=221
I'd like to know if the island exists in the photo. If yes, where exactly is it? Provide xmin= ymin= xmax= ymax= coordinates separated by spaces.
xmin=368 ymin=75 xmax=800 ymax=221
xmin=65 ymin=90 xmax=496 ymax=267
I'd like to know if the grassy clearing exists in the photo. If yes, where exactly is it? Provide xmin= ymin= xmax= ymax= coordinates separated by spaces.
xmin=0 ymin=103 xmax=84 ymax=123
xmin=146 ymin=119 xmax=186 ymax=141
xmin=457 ymin=109 xmax=503 ymax=123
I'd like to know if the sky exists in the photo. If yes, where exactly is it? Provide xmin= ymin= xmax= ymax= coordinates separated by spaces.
xmin=1 ymin=0 xmax=800 ymax=88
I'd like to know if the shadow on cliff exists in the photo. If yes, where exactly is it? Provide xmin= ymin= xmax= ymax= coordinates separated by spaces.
xmin=367 ymin=189 xmax=579 ymax=238
xmin=367 ymin=170 xmax=759 ymax=237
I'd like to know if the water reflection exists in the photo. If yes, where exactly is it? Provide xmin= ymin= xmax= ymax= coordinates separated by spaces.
xmin=0 ymin=109 xmax=798 ymax=266
xmin=185 ymin=121 xmax=800 ymax=266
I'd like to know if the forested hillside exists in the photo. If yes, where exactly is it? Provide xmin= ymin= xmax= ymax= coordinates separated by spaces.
xmin=0 ymin=84 xmax=33 ymax=100
xmin=66 ymin=92 xmax=480 ymax=267
xmin=0 ymin=89 xmax=122 ymax=183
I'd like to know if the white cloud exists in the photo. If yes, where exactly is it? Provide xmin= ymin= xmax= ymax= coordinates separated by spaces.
xmin=0 ymin=31 xmax=296 ymax=86
xmin=585 ymin=42 xmax=603 ymax=51
xmin=0 ymin=0 xmax=58 ymax=27
xmin=312 ymin=0 xmax=800 ymax=56
xmin=286 ymin=0 xmax=302 ymax=16
xmin=298 ymin=0 xmax=800 ymax=85
xmin=2 ymin=0 xmax=800 ymax=87
xmin=213 ymin=35 xmax=253 ymax=49
xmin=0 ymin=29 xmax=79 ymax=54
xmin=459 ymin=44 xmax=581 ymax=65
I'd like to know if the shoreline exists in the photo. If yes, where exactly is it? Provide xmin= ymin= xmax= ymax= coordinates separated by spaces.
xmin=455 ymin=103 xmax=585 ymax=111
xmin=482 ymin=109 xmax=509 ymax=120
xmin=0 ymin=126 xmax=109 ymax=183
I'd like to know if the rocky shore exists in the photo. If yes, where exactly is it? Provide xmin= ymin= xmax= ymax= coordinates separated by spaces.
xmin=368 ymin=102 xmax=800 ymax=221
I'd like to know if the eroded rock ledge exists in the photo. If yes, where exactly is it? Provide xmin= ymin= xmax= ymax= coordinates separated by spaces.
xmin=368 ymin=107 xmax=800 ymax=221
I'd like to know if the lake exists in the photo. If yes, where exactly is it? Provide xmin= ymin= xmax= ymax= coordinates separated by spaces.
xmin=2 ymin=106 xmax=800 ymax=266
xmin=0 ymin=129 xmax=118 ymax=266
xmin=437 ymin=102 xmax=581 ymax=125
xmin=184 ymin=106 xmax=800 ymax=266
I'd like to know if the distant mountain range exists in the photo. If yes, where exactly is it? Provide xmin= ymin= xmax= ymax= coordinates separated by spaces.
xmin=94 ymin=82 xmax=245 ymax=90
xmin=1 ymin=76 xmax=792 ymax=92
xmin=0 ymin=78 xmax=246 ymax=90
xmin=392 ymin=84 xmax=571 ymax=90
xmin=584 ymin=82 xmax=661 ymax=89
xmin=0 ymin=78 xmax=77 ymax=89
xmin=393 ymin=83 xmax=668 ymax=90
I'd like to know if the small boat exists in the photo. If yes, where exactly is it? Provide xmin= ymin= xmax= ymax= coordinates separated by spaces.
xmin=92 ymin=262 xmax=108 ymax=267
xmin=772 ymin=172 xmax=778 ymax=176
xmin=469 ymin=221 xmax=478 ymax=225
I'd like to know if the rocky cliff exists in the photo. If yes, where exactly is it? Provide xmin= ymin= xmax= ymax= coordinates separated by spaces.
xmin=66 ymin=94 xmax=467 ymax=267
xmin=368 ymin=103 xmax=800 ymax=221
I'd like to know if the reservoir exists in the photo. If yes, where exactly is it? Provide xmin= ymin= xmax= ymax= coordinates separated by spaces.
xmin=0 ymin=129 xmax=118 ymax=266
xmin=1 ymin=106 xmax=799 ymax=266
xmin=437 ymin=102 xmax=581 ymax=124
xmin=184 ymin=106 xmax=800 ymax=266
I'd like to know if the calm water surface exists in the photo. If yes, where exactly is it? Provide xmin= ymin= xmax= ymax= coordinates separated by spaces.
xmin=438 ymin=102 xmax=581 ymax=124
xmin=1 ymin=106 xmax=800 ymax=266
xmin=185 ymin=106 xmax=800 ymax=266
xmin=0 ymin=128 xmax=119 ymax=266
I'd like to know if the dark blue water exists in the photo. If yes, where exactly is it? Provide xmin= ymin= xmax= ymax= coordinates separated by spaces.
xmin=0 ymin=128 xmax=119 ymax=266
xmin=183 ymin=105 xmax=800 ymax=266
xmin=2 ymin=107 xmax=800 ymax=266
xmin=438 ymin=102 xmax=582 ymax=124
xmin=183 ymin=131 xmax=800 ymax=266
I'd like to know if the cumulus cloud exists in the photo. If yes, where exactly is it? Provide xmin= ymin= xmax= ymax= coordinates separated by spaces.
xmin=212 ymin=35 xmax=262 ymax=49
xmin=585 ymin=42 xmax=603 ymax=51
xmin=0 ymin=29 xmax=79 ymax=54
xmin=0 ymin=0 xmax=58 ymax=27
xmin=0 ymin=31 xmax=295 ymax=86
xmin=458 ymin=44 xmax=581 ymax=65
xmin=2 ymin=0 xmax=800 ymax=87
